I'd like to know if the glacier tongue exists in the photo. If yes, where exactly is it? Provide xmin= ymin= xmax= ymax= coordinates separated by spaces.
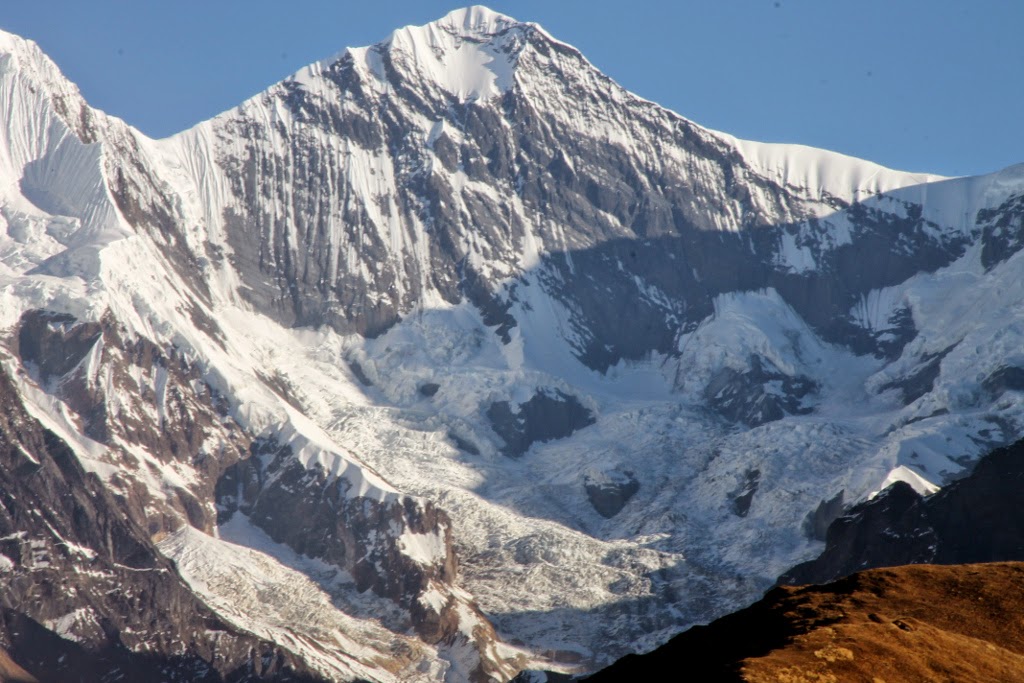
xmin=1 ymin=7 xmax=1024 ymax=681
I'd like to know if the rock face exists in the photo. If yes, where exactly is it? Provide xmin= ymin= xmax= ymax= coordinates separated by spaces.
xmin=2 ymin=6 xmax=1024 ymax=680
xmin=781 ymin=437 xmax=1024 ymax=586
xmin=185 ymin=15 xmax=980 ymax=374
xmin=877 ymin=343 xmax=957 ymax=405
xmin=10 ymin=306 xmax=505 ymax=681
xmin=586 ymin=562 xmax=1024 ymax=683
xmin=704 ymin=356 xmax=817 ymax=427
xmin=728 ymin=469 xmax=760 ymax=518
xmin=0 ymin=367 xmax=322 ymax=682
xmin=583 ymin=470 xmax=639 ymax=519
xmin=215 ymin=451 xmax=467 ymax=646
xmin=801 ymin=491 xmax=845 ymax=542
xmin=13 ymin=309 xmax=249 ymax=535
xmin=486 ymin=390 xmax=595 ymax=457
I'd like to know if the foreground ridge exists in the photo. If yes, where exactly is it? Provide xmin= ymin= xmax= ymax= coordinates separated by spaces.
xmin=586 ymin=562 xmax=1024 ymax=683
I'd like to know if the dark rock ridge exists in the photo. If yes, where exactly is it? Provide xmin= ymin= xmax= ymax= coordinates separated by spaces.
xmin=982 ymin=365 xmax=1024 ymax=398
xmin=0 ymin=366 xmax=324 ymax=682
xmin=486 ymin=389 xmax=595 ymax=457
xmin=781 ymin=437 xmax=1024 ymax=586
xmin=801 ymin=490 xmax=845 ymax=542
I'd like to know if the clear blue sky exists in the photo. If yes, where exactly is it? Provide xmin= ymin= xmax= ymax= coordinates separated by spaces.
xmin=1 ymin=1 xmax=1020 ymax=177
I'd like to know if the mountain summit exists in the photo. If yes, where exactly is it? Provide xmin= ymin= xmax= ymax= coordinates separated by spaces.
xmin=407 ymin=5 xmax=520 ymax=41
xmin=0 ymin=7 xmax=1022 ymax=681
xmin=300 ymin=6 xmax=526 ymax=104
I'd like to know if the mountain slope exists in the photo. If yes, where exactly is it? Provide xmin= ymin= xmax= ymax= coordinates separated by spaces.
xmin=0 ymin=19 xmax=512 ymax=683
xmin=585 ymin=562 xmax=1024 ymax=683
xmin=1 ymin=5 xmax=1023 ymax=679
xmin=0 ymin=362 xmax=324 ymax=682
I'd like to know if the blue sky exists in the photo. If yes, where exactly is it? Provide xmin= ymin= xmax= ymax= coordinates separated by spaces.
xmin=1 ymin=1 xmax=1020 ymax=177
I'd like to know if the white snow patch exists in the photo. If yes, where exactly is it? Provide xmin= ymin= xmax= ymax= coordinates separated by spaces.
xmin=44 ymin=608 xmax=95 ymax=643
xmin=726 ymin=135 xmax=945 ymax=205
xmin=398 ymin=528 xmax=447 ymax=566
xmin=872 ymin=465 xmax=940 ymax=498
xmin=159 ymin=522 xmax=444 ymax=683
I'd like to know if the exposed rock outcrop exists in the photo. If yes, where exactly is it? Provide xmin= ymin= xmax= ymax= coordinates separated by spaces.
xmin=781 ymin=438 xmax=1024 ymax=586
xmin=0 ymin=366 xmax=323 ymax=682
xmin=487 ymin=389 xmax=595 ymax=457
xmin=583 ymin=470 xmax=639 ymax=519
xmin=705 ymin=355 xmax=817 ymax=427
xmin=216 ymin=446 xmax=510 ymax=682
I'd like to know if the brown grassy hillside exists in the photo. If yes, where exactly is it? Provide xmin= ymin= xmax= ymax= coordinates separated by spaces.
xmin=587 ymin=562 xmax=1024 ymax=682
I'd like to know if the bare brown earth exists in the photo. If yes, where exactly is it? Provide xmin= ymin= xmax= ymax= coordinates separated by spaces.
xmin=586 ymin=562 xmax=1024 ymax=682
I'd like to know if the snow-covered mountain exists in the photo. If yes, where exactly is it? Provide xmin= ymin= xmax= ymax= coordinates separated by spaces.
xmin=1 ymin=6 xmax=1023 ymax=680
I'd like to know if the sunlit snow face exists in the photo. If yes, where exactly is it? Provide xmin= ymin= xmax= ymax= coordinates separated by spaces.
xmin=351 ymin=8 xmax=521 ymax=102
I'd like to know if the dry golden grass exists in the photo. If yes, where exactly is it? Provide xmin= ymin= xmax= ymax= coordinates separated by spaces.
xmin=587 ymin=562 xmax=1024 ymax=682
xmin=741 ymin=563 xmax=1024 ymax=683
